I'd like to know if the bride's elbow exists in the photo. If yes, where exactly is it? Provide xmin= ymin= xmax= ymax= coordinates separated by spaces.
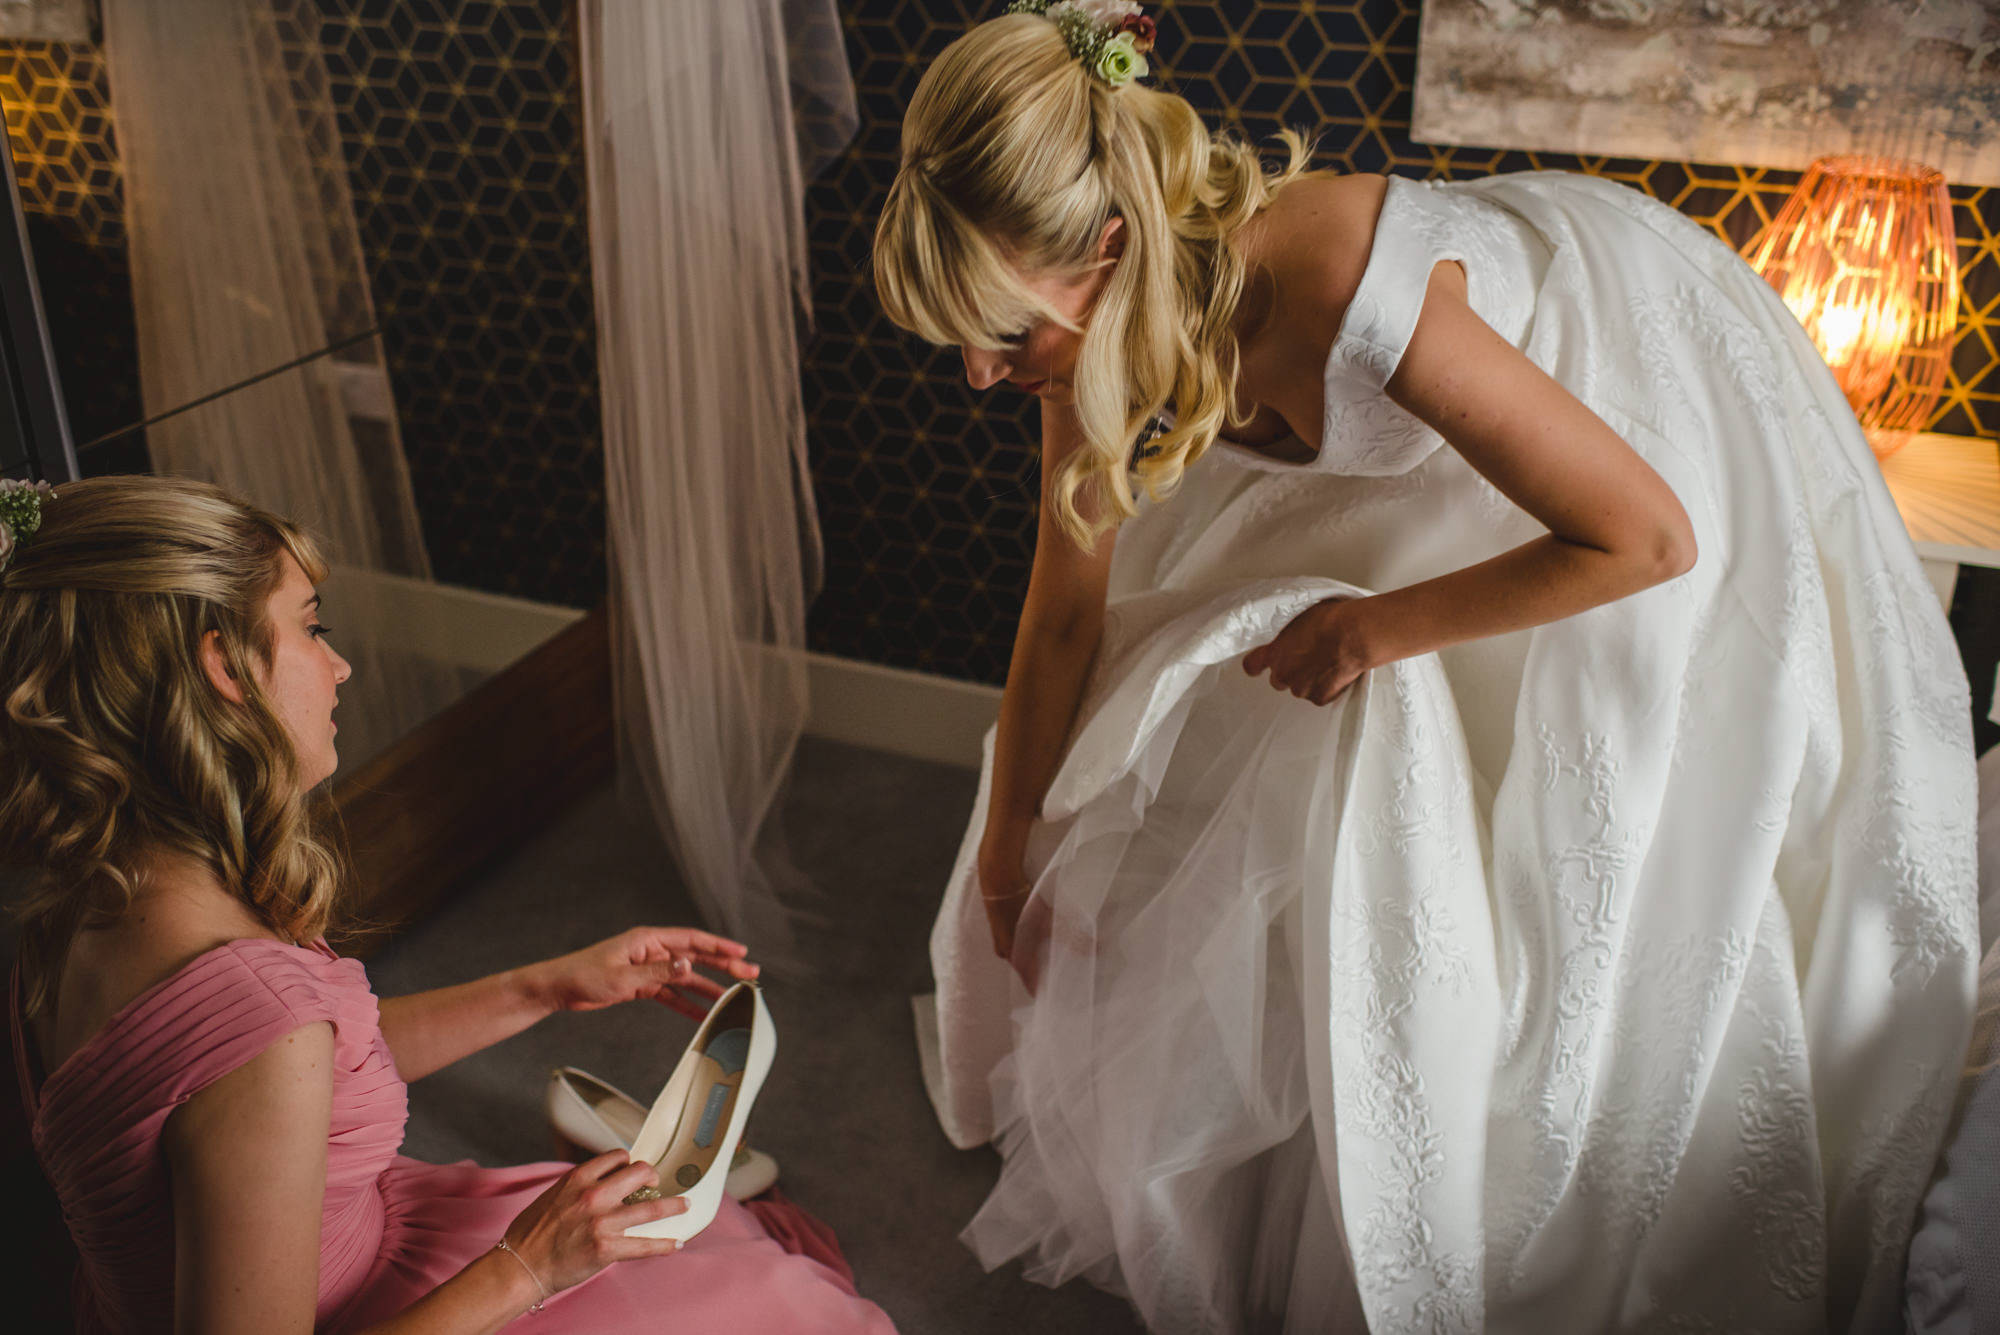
xmin=1644 ymin=517 xmax=1699 ymax=584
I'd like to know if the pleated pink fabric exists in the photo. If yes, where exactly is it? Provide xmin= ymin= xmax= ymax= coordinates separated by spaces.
xmin=15 ymin=939 xmax=896 ymax=1333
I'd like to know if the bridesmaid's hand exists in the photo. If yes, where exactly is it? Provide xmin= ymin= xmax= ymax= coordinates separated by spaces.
xmin=1242 ymin=597 xmax=1373 ymax=706
xmin=529 ymin=926 xmax=760 ymax=1023
xmin=502 ymin=1151 xmax=685 ymax=1296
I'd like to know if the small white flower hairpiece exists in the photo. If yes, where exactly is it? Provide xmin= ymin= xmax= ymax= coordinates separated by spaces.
xmin=1006 ymin=0 xmax=1156 ymax=87
xmin=0 ymin=478 xmax=56 ymax=576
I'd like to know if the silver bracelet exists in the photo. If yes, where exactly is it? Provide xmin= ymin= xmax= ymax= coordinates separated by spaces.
xmin=493 ymin=1238 xmax=549 ymax=1315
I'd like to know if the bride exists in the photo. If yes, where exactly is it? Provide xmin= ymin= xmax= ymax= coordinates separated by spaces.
xmin=874 ymin=5 xmax=1979 ymax=1333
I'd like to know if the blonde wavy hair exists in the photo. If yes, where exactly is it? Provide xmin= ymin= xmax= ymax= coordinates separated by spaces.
xmin=1 ymin=475 xmax=344 ymax=1017
xmin=873 ymin=12 xmax=1311 ymax=547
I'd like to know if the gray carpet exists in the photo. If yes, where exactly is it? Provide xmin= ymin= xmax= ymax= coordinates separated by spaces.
xmin=364 ymin=735 xmax=1144 ymax=1335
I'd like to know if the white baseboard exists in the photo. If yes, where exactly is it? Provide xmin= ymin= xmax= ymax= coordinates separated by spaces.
xmin=804 ymin=651 xmax=998 ymax=771
xmin=324 ymin=568 xmax=996 ymax=770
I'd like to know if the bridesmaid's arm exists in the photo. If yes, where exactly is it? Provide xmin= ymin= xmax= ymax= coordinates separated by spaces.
xmin=165 ymin=1023 xmax=548 ymax=1335
xmin=1247 ymin=260 xmax=1696 ymax=702
xmin=376 ymin=964 xmax=558 ymax=1083
xmin=378 ymin=926 xmax=757 ymax=1082
xmin=166 ymin=1022 xmax=675 ymax=1335
xmin=167 ymin=1024 xmax=334 ymax=1334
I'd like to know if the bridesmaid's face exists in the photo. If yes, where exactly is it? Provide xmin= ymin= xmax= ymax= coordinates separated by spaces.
xmin=255 ymin=555 xmax=352 ymax=790
xmin=960 ymin=218 xmax=1125 ymax=405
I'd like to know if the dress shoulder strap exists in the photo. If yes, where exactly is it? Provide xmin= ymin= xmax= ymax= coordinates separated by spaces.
xmin=1309 ymin=177 xmax=1465 ymax=477
xmin=1325 ymin=175 xmax=1468 ymax=401
xmin=30 ymin=940 xmax=346 ymax=1154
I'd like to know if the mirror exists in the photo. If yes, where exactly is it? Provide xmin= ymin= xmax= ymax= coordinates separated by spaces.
xmin=1 ymin=13 xmax=596 ymax=773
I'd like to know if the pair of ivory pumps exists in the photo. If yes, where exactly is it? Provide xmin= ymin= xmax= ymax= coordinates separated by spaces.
xmin=544 ymin=980 xmax=777 ymax=1241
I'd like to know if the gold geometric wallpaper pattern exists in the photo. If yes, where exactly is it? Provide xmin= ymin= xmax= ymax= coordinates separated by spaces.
xmin=800 ymin=0 xmax=2000 ymax=684
xmin=0 ymin=39 xmax=142 ymax=462
xmin=0 ymin=0 xmax=607 ymax=606
xmin=1 ymin=39 xmax=117 ymax=245
xmin=310 ymin=0 xmax=605 ymax=604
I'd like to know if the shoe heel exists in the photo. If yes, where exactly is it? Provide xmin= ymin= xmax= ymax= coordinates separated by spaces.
xmin=551 ymin=1127 xmax=594 ymax=1164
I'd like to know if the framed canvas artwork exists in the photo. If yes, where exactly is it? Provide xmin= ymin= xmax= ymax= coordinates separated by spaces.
xmin=1412 ymin=1 xmax=2000 ymax=186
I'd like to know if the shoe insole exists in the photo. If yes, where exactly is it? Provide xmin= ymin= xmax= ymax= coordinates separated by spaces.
xmin=628 ymin=1027 xmax=752 ymax=1194
xmin=591 ymin=1068 xmax=755 ymax=1168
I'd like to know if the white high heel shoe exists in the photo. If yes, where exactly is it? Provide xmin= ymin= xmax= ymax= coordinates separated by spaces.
xmin=545 ymin=1065 xmax=779 ymax=1200
xmin=616 ymin=980 xmax=776 ymax=1241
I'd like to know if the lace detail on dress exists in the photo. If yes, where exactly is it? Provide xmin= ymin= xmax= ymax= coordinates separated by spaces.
xmin=1315 ymin=180 xmax=1463 ymax=479
xmin=1488 ymin=723 xmax=1666 ymax=1299
xmin=1332 ymin=662 xmax=1485 ymax=1334
xmin=1728 ymin=909 xmax=1826 ymax=1306
xmin=1849 ymin=1062 xmax=1956 ymax=1266
xmin=1320 ymin=395 xmax=1442 ymax=478
xmin=1577 ymin=923 xmax=1755 ymax=1244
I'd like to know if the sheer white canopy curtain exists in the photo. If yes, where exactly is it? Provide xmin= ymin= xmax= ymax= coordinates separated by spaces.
xmin=580 ymin=1 xmax=856 ymax=968
xmin=100 ymin=0 xmax=453 ymax=766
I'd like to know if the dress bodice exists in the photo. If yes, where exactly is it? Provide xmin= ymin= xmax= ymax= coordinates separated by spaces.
xmin=1216 ymin=174 xmax=1550 ymax=477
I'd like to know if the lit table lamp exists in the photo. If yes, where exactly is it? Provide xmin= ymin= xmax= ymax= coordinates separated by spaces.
xmin=1745 ymin=155 xmax=1960 ymax=461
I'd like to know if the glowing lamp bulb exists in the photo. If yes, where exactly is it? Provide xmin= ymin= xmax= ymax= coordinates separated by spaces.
xmin=1746 ymin=157 xmax=1959 ymax=462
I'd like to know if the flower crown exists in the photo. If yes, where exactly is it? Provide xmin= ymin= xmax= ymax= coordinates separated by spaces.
xmin=0 ymin=478 xmax=55 ymax=576
xmin=1006 ymin=1 xmax=1155 ymax=87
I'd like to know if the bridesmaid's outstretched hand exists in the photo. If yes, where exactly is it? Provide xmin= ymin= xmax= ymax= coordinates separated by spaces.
xmin=530 ymin=926 xmax=761 ymax=1022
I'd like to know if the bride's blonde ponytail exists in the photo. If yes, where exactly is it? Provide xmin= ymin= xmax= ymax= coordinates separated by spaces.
xmin=874 ymin=12 xmax=1310 ymax=547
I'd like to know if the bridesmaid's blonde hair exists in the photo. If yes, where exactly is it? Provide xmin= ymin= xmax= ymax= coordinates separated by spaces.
xmin=0 ymin=475 xmax=343 ymax=1016
xmin=873 ymin=12 xmax=1310 ymax=547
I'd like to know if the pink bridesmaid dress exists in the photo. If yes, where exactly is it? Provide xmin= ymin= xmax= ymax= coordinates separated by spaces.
xmin=12 ymin=938 xmax=898 ymax=1333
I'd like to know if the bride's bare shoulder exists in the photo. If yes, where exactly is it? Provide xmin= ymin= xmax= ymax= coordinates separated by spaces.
xmin=1251 ymin=173 xmax=1392 ymax=344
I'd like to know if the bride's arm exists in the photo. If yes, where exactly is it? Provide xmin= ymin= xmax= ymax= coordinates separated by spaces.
xmin=166 ymin=1024 xmax=679 ymax=1334
xmin=1246 ymin=260 xmax=1697 ymax=703
xmin=977 ymin=396 xmax=1119 ymax=958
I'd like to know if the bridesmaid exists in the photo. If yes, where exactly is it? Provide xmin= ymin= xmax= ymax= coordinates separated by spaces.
xmin=0 ymin=475 xmax=896 ymax=1334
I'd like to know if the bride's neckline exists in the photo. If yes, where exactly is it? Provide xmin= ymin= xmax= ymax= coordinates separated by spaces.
xmin=1224 ymin=403 xmax=1315 ymax=463
xmin=1214 ymin=262 xmax=1311 ymax=463
xmin=1213 ymin=172 xmax=1414 ymax=468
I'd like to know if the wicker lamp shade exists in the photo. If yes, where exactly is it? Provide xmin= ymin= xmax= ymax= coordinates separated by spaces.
xmin=1746 ymin=156 xmax=1959 ymax=461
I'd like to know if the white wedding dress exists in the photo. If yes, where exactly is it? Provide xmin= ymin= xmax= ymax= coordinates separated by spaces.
xmin=916 ymin=172 xmax=1982 ymax=1335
